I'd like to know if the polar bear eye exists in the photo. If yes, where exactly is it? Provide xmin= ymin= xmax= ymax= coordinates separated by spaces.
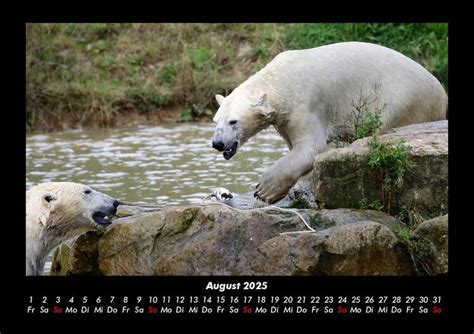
xmin=84 ymin=189 xmax=92 ymax=195
xmin=229 ymin=120 xmax=238 ymax=125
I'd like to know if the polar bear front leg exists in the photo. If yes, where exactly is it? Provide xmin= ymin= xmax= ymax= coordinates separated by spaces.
xmin=255 ymin=145 xmax=318 ymax=204
xmin=255 ymin=105 xmax=328 ymax=204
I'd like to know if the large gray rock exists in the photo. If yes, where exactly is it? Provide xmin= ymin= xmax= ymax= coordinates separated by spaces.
xmin=52 ymin=205 xmax=415 ymax=276
xmin=316 ymin=221 xmax=412 ymax=275
xmin=313 ymin=121 xmax=448 ymax=217
xmin=414 ymin=214 xmax=448 ymax=275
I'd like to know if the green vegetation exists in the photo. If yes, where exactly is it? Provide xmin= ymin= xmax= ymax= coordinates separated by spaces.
xmin=337 ymin=83 xmax=385 ymax=144
xmin=394 ymin=227 xmax=432 ymax=275
xmin=26 ymin=23 xmax=447 ymax=132
xmin=358 ymin=199 xmax=385 ymax=212
xmin=367 ymin=135 xmax=413 ymax=214
xmin=332 ymin=79 xmax=414 ymax=217
xmin=354 ymin=107 xmax=383 ymax=141
xmin=367 ymin=137 xmax=412 ymax=188
xmin=288 ymin=197 xmax=311 ymax=209
xmin=336 ymin=82 xmax=412 ymax=216
xmin=181 ymin=105 xmax=213 ymax=122
xmin=352 ymin=86 xmax=384 ymax=141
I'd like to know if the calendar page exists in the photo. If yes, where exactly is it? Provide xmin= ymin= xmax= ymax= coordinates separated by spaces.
xmin=7 ymin=20 xmax=462 ymax=329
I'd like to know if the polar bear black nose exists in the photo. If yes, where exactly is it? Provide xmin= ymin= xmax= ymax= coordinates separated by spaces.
xmin=113 ymin=200 xmax=120 ymax=208
xmin=212 ymin=140 xmax=225 ymax=151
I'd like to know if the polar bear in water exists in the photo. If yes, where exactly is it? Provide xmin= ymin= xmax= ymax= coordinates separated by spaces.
xmin=212 ymin=42 xmax=447 ymax=204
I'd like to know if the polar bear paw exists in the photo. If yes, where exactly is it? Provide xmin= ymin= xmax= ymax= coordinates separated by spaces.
xmin=254 ymin=171 xmax=294 ymax=204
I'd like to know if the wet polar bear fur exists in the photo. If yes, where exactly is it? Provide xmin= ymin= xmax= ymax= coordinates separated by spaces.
xmin=212 ymin=42 xmax=448 ymax=204
xmin=26 ymin=182 xmax=120 ymax=276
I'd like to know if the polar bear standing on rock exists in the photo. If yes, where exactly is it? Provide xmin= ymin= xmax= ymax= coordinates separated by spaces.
xmin=26 ymin=182 xmax=120 ymax=276
xmin=212 ymin=42 xmax=448 ymax=204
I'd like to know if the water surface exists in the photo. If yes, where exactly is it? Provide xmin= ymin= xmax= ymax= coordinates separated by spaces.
xmin=26 ymin=123 xmax=288 ymax=206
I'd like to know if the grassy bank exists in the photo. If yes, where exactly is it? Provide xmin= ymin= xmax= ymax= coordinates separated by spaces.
xmin=26 ymin=23 xmax=448 ymax=133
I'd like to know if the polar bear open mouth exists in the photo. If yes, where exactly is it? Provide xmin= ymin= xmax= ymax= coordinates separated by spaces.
xmin=223 ymin=141 xmax=238 ymax=160
xmin=92 ymin=211 xmax=113 ymax=226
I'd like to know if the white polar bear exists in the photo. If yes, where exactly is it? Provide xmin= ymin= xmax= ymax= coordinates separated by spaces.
xmin=26 ymin=182 xmax=120 ymax=276
xmin=212 ymin=42 xmax=448 ymax=204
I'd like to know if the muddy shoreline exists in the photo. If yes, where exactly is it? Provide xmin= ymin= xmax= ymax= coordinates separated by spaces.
xmin=27 ymin=105 xmax=212 ymax=135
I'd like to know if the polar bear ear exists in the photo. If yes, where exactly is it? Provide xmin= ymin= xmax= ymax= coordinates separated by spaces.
xmin=215 ymin=94 xmax=225 ymax=106
xmin=252 ymin=93 xmax=274 ymax=118
xmin=39 ymin=194 xmax=57 ymax=226
xmin=43 ymin=194 xmax=56 ymax=205
xmin=251 ymin=93 xmax=267 ymax=107
xmin=42 ymin=194 xmax=57 ymax=210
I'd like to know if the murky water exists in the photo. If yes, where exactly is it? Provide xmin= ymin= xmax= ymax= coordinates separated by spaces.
xmin=26 ymin=123 xmax=288 ymax=207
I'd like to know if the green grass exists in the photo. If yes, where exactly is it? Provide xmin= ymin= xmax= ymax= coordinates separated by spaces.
xmin=26 ymin=23 xmax=447 ymax=132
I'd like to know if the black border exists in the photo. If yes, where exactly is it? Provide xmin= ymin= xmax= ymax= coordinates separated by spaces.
xmin=2 ymin=12 xmax=467 ymax=330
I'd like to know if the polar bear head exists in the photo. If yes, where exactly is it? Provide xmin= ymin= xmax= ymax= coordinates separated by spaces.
xmin=26 ymin=182 xmax=120 ymax=238
xmin=26 ymin=182 xmax=120 ymax=275
xmin=212 ymin=91 xmax=275 ymax=160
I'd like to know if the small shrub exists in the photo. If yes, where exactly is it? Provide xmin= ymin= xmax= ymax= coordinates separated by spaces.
xmin=367 ymin=135 xmax=413 ymax=214
xmin=368 ymin=136 xmax=412 ymax=187
xmin=353 ymin=105 xmax=383 ymax=140
xmin=351 ymin=83 xmax=384 ymax=141
xmin=335 ymin=83 xmax=385 ymax=144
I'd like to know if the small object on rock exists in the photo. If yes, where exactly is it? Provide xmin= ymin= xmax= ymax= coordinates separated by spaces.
xmin=211 ymin=187 xmax=234 ymax=201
